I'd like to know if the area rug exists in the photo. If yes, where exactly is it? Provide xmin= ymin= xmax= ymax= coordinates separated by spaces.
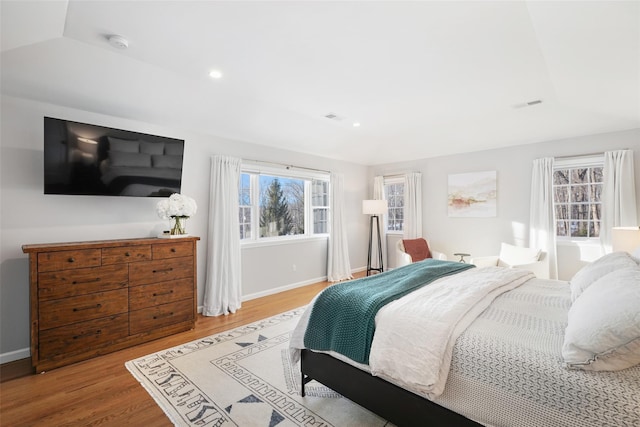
xmin=125 ymin=307 xmax=390 ymax=426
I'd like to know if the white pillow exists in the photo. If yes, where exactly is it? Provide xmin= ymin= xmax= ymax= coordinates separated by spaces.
xmin=108 ymin=151 xmax=151 ymax=168
xmin=152 ymin=154 xmax=183 ymax=169
xmin=497 ymin=243 xmax=541 ymax=267
xmin=140 ymin=140 xmax=164 ymax=155
xmin=164 ymin=142 xmax=184 ymax=155
xmin=562 ymin=267 xmax=640 ymax=371
xmin=569 ymin=252 xmax=638 ymax=301
xmin=108 ymin=136 xmax=139 ymax=153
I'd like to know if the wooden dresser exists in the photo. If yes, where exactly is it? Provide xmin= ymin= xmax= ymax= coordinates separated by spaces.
xmin=22 ymin=236 xmax=199 ymax=373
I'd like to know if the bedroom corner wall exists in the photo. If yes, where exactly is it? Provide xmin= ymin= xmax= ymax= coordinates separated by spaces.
xmin=371 ymin=129 xmax=640 ymax=280
xmin=0 ymin=94 xmax=370 ymax=363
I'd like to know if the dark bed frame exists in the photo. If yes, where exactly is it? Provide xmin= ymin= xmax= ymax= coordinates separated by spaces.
xmin=301 ymin=349 xmax=482 ymax=426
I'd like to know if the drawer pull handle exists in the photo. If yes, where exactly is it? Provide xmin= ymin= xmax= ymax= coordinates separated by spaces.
xmin=72 ymin=278 xmax=101 ymax=285
xmin=153 ymin=290 xmax=174 ymax=297
xmin=68 ymin=257 xmax=75 ymax=263
xmin=152 ymin=268 xmax=174 ymax=274
xmin=153 ymin=312 xmax=174 ymax=320
xmin=73 ymin=303 xmax=102 ymax=312
xmin=73 ymin=330 xmax=101 ymax=339
xmin=171 ymin=248 xmax=177 ymax=253
xmin=125 ymin=252 xmax=131 ymax=257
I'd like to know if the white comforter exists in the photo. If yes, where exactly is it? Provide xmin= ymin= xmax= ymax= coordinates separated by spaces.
xmin=291 ymin=266 xmax=534 ymax=399
xmin=369 ymin=266 xmax=533 ymax=398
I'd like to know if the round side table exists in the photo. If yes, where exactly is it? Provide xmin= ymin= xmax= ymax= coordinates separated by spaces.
xmin=453 ymin=253 xmax=470 ymax=263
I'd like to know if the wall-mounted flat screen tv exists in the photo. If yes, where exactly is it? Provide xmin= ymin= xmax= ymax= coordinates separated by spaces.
xmin=44 ymin=117 xmax=184 ymax=197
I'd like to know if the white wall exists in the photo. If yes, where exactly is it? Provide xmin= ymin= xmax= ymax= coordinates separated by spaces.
xmin=3 ymin=92 xmax=639 ymax=364
xmin=372 ymin=128 xmax=640 ymax=279
xmin=0 ymin=95 xmax=370 ymax=362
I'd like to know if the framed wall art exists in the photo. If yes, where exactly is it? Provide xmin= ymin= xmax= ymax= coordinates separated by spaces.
xmin=448 ymin=171 xmax=497 ymax=217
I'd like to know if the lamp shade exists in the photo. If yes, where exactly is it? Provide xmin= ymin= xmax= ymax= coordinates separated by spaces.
xmin=362 ymin=199 xmax=388 ymax=215
xmin=612 ymin=226 xmax=640 ymax=253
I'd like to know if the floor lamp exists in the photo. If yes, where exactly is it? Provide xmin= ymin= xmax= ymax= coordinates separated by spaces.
xmin=363 ymin=199 xmax=388 ymax=276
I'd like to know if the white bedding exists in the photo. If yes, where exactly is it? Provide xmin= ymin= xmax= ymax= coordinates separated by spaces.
xmin=291 ymin=266 xmax=533 ymax=399
xmin=291 ymin=266 xmax=640 ymax=426
xmin=369 ymin=266 xmax=533 ymax=398
xmin=100 ymin=165 xmax=182 ymax=185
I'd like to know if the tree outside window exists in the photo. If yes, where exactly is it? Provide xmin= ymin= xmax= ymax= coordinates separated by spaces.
xmin=260 ymin=177 xmax=296 ymax=237
xmin=385 ymin=181 xmax=404 ymax=232
xmin=312 ymin=180 xmax=329 ymax=234
xmin=553 ymin=165 xmax=603 ymax=238
xmin=239 ymin=170 xmax=330 ymax=242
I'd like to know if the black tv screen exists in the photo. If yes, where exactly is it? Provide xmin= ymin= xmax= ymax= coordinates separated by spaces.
xmin=44 ymin=117 xmax=184 ymax=197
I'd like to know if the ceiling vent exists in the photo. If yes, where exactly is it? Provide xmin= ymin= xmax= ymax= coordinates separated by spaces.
xmin=513 ymin=99 xmax=543 ymax=109
xmin=324 ymin=113 xmax=344 ymax=121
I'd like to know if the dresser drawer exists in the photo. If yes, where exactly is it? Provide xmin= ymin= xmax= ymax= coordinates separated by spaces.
xmin=38 ymin=264 xmax=128 ymax=301
xmin=102 ymin=245 xmax=151 ymax=265
xmin=129 ymin=278 xmax=194 ymax=311
xmin=38 ymin=249 xmax=101 ymax=272
xmin=39 ymin=314 xmax=129 ymax=359
xmin=130 ymin=299 xmax=193 ymax=334
xmin=152 ymin=242 xmax=193 ymax=259
xmin=23 ymin=236 xmax=199 ymax=372
xmin=39 ymin=289 xmax=128 ymax=330
xmin=129 ymin=256 xmax=193 ymax=286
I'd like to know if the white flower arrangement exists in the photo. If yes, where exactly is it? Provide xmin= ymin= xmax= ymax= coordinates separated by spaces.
xmin=156 ymin=193 xmax=197 ymax=235
xmin=156 ymin=193 xmax=197 ymax=219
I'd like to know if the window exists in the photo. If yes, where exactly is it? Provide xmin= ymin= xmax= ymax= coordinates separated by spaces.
xmin=311 ymin=180 xmax=330 ymax=233
xmin=239 ymin=165 xmax=330 ymax=242
xmin=384 ymin=178 xmax=404 ymax=232
xmin=553 ymin=156 xmax=603 ymax=239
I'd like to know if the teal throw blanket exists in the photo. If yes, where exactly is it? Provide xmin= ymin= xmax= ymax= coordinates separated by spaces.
xmin=303 ymin=259 xmax=474 ymax=364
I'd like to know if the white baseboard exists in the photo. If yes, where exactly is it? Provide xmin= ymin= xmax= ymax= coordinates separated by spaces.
xmin=241 ymin=275 xmax=328 ymax=302
xmin=197 ymin=267 xmax=368 ymax=312
xmin=241 ymin=266 xmax=368 ymax=301
xmin=0 ymin=347 xmax=30 ymax=364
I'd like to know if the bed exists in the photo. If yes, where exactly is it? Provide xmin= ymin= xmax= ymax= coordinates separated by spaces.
xmin=290 ymin=255 xmax=640 ymax=426
xmin=98 ymin=137 xmax=184 ymax=196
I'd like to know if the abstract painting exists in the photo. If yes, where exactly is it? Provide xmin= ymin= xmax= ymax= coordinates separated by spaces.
xmin=448 ymin=171 xmax=497 ymax=217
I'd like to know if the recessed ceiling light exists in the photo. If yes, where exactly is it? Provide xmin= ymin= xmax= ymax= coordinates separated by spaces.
xmin=209 ymin=69 xmax=223 ymax=79
xmin=353 ymin=122 xmax=361 ymax=127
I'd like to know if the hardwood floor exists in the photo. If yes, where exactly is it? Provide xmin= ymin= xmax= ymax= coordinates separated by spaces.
xmin=0 ymin=275 xmax=361 ymax=426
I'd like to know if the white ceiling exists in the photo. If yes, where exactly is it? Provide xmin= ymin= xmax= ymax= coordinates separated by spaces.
xmin=1 ymin=1 xmax=639 ymax=165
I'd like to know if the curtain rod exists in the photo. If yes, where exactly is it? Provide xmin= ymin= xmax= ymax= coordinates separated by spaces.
xmin=554 ymin=149 xmax=628 ymax=160
xmin=242 ymin=158 xmax=331 ymax=174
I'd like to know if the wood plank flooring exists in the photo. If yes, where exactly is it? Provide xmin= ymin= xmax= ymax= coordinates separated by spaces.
xmin=0 ymin=274 xmax=362 ymax=426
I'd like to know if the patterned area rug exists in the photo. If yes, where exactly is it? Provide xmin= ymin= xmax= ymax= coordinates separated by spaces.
xmin=126 ymin=307 xmax=389 ymax=426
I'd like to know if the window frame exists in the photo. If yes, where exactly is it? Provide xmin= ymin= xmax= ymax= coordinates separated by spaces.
xmin=552 ymin=155 xmax=604 ymax=242
xmin=384 ymin=176 xmax=405 ymax=235
xmin=239 ymin=163 xmax=330 ymax=246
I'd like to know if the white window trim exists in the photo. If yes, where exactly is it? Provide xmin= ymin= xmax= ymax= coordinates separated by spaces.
xmin=384 ymin=176 xmax=405 ymax=235
xmin=240 ymin=163 xmax=330 ymax=246
xmin=553 ymin=154 xmax=604 ymax=242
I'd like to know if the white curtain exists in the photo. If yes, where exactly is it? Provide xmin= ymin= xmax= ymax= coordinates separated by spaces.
xmin=529 ymin=158 xmax=558 ymax=279
xmin=327 ymin=173 xmax=353 ymax=282
xmin=403 ymin=172 xmax=423 ymax=239
xmin=203 ymin=155 xmax=242 ymax=316
xmin=601 ymin=149 xmax=637 ymax=252
xmin=372 ymin=176 xmax=387 ymax=269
